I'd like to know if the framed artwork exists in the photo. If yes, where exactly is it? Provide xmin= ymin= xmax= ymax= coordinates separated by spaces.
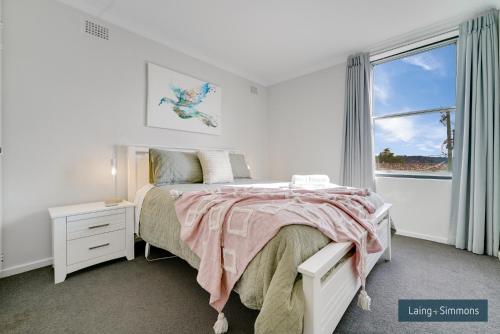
xmin=147 ymin=63 xmax=222 ymax=135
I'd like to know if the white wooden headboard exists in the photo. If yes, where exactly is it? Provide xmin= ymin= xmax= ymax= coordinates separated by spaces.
xmin=126 ymin=145 xmax=240 ymax=201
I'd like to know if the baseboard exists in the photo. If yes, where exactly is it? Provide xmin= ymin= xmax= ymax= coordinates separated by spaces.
xmin=396 ymin=229 xmax=448 ymax=244
xmin=0 ymin=257 xmax=53 ymax=278
xmin=0 ymin=230 xmax=447 ymax=278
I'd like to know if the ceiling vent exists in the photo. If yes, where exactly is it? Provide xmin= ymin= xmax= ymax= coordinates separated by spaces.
xmin=250 ymin=86 xmax=259 ymax=95
xmin=84 ymin=19 xmax=109 ymax=40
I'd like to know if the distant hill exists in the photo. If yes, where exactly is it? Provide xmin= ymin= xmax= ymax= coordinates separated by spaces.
xmin=398 ymin=156 xmax=448 ymax=164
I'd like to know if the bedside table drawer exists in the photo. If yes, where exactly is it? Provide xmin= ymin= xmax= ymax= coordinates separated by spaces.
xmin=67 ymin=208 xmax=125 ymax=222
xmin=67 ymin=229 xmax=125 ymax=265
xmin=67 ymin=213 xmax=125 ymax=240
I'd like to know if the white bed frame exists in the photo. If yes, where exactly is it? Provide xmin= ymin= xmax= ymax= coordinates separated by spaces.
xmin=126 ymin=145 xmax=392 ymax=334
xmin=298 ymin=203 xmax=391 ymax=334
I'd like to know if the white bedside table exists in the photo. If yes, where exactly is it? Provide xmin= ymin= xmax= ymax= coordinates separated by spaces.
xmin=48 ymin=201 xmax=135 ymax=284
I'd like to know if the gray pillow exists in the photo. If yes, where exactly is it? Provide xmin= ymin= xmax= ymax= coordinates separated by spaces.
xmin=149 ymin=149 xmax=203 ymax=185
xmin=229 ymin=153 xmax=251 ymax=178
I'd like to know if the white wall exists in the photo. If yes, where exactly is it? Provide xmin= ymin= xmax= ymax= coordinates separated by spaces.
xmin=268 ymin=64 xmax=346 ymax=183
xmin=376 ymin=177 xmax=451 ymax=243
xmin=1 ymin=0 xmax=269 ymax=275
xmin=268 ymin=64 xmax=452 ymax=244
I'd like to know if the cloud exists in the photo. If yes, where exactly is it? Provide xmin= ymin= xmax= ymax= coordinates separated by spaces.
xmin=375 ymin=114 xmax=447 ymax=155
xmin=415 ymin=139 xmax=442 ymax=153
xmin=373 ymin=68 xmax=391 ymax=105
xmin=376 ymin=114 xmax=416 ymax=143
xmin=402 ymin=53 xmax=443 ymax=73
xmin=373 ymin=84 xmax=389 ymax=104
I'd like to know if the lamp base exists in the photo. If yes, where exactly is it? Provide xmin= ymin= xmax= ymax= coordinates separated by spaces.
xmin=104 ymin=197 xmax=122 ymax=207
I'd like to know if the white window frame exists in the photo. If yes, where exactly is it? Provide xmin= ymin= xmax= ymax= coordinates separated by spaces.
xmin=369 ymin=31 xmax=459 ymax=180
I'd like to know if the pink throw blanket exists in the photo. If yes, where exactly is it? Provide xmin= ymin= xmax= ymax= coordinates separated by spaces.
xmin=175 ymin=186 xmax=382 ymax=312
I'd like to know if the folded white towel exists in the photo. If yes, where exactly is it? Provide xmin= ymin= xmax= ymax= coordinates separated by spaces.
xmin=308 ymin=174 xmax=330 ymax=185
xmin=291 ymin=175 xmax=309 ymax=186
xmin=291 ymin=174 xmax=330 ymax=186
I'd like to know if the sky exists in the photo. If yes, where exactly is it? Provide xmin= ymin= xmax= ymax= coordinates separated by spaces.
xmin=373 ymin=43 xmax=456 ymax=157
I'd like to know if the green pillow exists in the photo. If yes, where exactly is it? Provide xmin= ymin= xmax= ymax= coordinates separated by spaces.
xmin=229 ymin=153 xmax=251 ymax=178
xmin=149 ymin=149 xmax=203 ymax=185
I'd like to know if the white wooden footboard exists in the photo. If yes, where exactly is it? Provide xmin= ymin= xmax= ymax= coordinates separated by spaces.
xmin=298 ymin=203 xmax=392 ymax=334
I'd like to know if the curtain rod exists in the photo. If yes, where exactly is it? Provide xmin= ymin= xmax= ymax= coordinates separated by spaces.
xmin=369 ymin=7 xmax=499 ymax=63
xmin=369 ymin=28 xmax=459 ymax=63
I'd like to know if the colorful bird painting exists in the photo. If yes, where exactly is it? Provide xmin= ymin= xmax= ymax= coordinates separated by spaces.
xmin=159 ymin=82 xmax=218 ymax=128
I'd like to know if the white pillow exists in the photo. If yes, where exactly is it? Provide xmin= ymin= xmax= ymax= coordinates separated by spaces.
xmin=197 ymin=150 xmax=234 ymax=184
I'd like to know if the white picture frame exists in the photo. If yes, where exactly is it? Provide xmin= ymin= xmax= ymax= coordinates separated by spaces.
xmin=147 ymin=63 xmax=222 ymax=135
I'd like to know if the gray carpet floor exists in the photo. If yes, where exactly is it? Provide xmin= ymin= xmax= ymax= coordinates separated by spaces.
xmin=1 ymin=235 xmax=499 ymax=334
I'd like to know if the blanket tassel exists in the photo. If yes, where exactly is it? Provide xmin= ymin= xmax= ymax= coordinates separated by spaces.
xmin=169 ymin=189 xmax=182 ymax=199
xmin=213 ymin=312 xmax=228 ymax=334
xmin=357 ymin=289 xmax=371 ymax=311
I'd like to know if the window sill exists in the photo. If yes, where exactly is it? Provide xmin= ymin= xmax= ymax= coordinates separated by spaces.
xmin=375 ymin=172 xmax=452 ymax=180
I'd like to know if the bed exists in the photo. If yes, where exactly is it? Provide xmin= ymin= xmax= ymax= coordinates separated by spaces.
xmin=127 ymin=145 xmax=392 ymax=334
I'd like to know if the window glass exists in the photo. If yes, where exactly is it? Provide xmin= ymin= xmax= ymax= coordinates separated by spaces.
xmin=373 ymin=43 xmax=456 ymax=117
xmin=374 ymin=111 xmax=455 ymax=175
xmin=372 ymin=42 xmax=457 ymax=176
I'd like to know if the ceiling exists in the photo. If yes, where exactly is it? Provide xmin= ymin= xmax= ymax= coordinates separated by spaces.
xmin=58 ymin=0 xmax=499 ymax=86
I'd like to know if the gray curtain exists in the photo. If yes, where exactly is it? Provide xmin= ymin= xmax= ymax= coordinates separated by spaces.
xmin=341 ymin=53 xmax=375 ymax=190
xmin=449 ymin=10 xmax=500 ymax=256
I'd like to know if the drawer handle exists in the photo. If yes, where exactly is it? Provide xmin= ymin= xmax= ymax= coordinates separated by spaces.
xmin=89 ymin=243 xmax=110 ymax=250
xmin=88 ymin=223 xmax=110 ymax=230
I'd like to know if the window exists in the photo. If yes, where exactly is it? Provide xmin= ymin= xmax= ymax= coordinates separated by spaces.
xmin=372 ymin=41 xmax=457 ymax=177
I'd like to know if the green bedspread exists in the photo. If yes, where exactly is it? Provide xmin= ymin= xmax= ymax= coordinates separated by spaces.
xmin=139 ymin=182 xmax=383 ymax=333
